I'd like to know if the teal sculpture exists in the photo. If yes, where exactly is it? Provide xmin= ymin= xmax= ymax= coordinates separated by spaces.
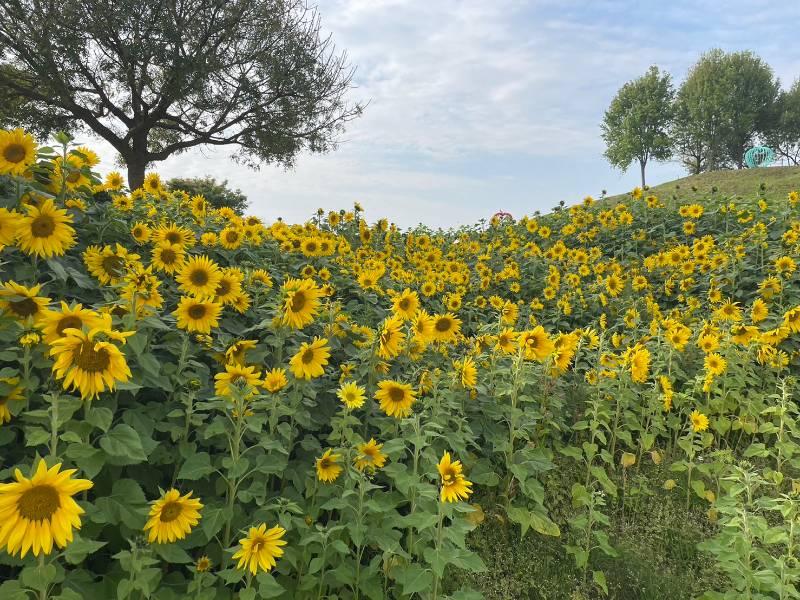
xmin=744 ymin=146 xmax=775 ymax=168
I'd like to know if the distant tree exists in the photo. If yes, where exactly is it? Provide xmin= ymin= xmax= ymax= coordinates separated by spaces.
xmin=0 ymin=0 xmax=363 ymax=190
xmin=166 ymin=176 xmax=248 ymax=214
xmin=0 ymin=65 xmax=76 ymax=138
xmin=765 ymin=80 xmax=800 ymax=165
xmin=601 ymin=66 xmax=675 ymax=187
xmin=674 ymin=49 xmax=779 ymax=172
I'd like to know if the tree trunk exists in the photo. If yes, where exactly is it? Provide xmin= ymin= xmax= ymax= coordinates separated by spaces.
xmin=639 ymin=160 xmax=646 ymax=188
xmin=126 ymin=157 xmax=147 ymax=191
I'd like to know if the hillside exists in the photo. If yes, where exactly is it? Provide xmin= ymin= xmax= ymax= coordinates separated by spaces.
xmin=607 ymin=164 xmax=800 ymax=203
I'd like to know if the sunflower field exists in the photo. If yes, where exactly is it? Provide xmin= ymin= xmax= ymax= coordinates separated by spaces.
xmin=1 ymin=129 xmax=800 ymax=600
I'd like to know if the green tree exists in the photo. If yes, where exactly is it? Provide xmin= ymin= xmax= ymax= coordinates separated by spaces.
xmin=0 ymin=65 xmax=76 ymax=138
xmin=673 ymin=49 xmax=779 ymax=172
xmin=601 ymin=66 xmax=674 ymax=187
xmin=765 ymin=80 xmax=800 ymax=166
xmin=166 ymin=176 xmax=249 ymax=214
xmin=0 ymin=0 xmax=363 ymax=189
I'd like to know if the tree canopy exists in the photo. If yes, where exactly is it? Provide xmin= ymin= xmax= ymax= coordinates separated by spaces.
xmin=601 ymin=66 xmax=675 ymax=187
xmin=0 ymin=0 xmax=363 ymax=189
xmin=166 ymin=176 xmax=249 ymax=214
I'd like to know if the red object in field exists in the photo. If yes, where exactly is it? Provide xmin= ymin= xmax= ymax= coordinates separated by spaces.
xmin=492 ymin=211 xmax=513 ymax=221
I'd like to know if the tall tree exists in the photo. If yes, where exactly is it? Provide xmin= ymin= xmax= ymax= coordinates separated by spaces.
xmin=167 ymin=176 xmax=249 ymax=214
xmin=0 ymin=0 xmax=363 ymax=189
xmin=673 ymin=49 xmax=779 ymax=172
xmin=765 ymin=80 xmax=800 ymax=166
xmin=601 ymin=66 xmax=675 ymax=187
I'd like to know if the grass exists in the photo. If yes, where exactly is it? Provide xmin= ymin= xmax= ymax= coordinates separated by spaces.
xmin=606 ymin=164 xmax=800 ymax=204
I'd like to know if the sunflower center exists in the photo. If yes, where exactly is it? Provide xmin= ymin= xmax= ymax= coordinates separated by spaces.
xmin=74 ymin=340 xmax=111 ymax=372
xmin=290 ymin=291 xmax=307 ymax=312
xmin=301 ymin=348 xmax=316 ymax=364
xmin=190 ymin=269 xmax=209 ymax=287
xmin=10 ymin=298 xmax=39 ymax=317
xmin=4 ymin=143 xmax=27 ymax=164
xmin=18 ymin=484 xmax=60 ymax=521
xmin=225 ymin=231 xmax=240 ymax=243
xmin=66 ymin=171 xmax=81 ymax=184
xmin=399 ymin=299 xmax=410 ymax=310
xmin=102 ymin=255 xmax=126 ymax=277
xmin=159 ymin=501 xmax=183 ymax=523
xmin=435 ymin=318 xmax=452 ymax=332
xmin=160 ymin=249 xmax=177 ymax=264
xmin=217 ymin=280 xmax=231 ymax=296
xmin=188 ymin=304 xmax=207 ymax=320
xmin=388 ymin=386 xmax=405 ymax=403
xmin=166 ymin=232 xmax=182 ymax=244
xmin=319 ymin=458 xmax=331 ymax=469
xmin=56 ymin=315 xmax=83 ymax=336
xmin=31 ymin=214 xmax=56 ymax=238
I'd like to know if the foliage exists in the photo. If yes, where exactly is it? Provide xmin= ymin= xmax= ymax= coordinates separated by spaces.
xmin=2 ymin=130 xmax=800 ymax=599
xmin=601 ymin=66 xmax=675 ymax=187
xmin=765 ymin=80 xmax=800 ymax=167
xmin=166 ymin=177 xmax=249 ymax=215
xmin=0 ymin=0 xmax=363 ymax=189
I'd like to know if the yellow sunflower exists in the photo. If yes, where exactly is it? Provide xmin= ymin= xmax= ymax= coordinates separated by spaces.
xmin=0 ymin=128 xmax=37 ymax=175
xmin=438 ymin=452 xmax=473 ymax=503
xmin=519 ymin=326 xmax=555 ymax=361
xmin=131 ymin=222 xmax=151 ymax=244
xmin=219 ymin=226 xmax=244 ymax=250
xmin=0 ymin=377 xmax=25 ymax=424
xmin=214 ymin=268 xmax=244 ymax=305
xmin=392 ymin=288 xmax=419 ymax=320
xmin=143 ymin=489 xmax=203 ymax=544
xmin=337 ymin=381 xmax=366 ymax=409
xmin=232 ymin=523 xmax=287 ymax=575
xmin=173 ymin=296 xmax=222 ymax=334
xmin=83 ymin=244 xmax=142 ymax=285
xmin=431 ymin=313 xmax=462 ymax=343
xmin=378 ymin=315 xmax=406 ymax=359
xmin=151 ymin=242 xmax=187 ymax=274
xmin=39 ymin=301 xmax=106 ymax=344
xmin=454 ymin=356 xmax=477 ymax=389
xmin=16 ymin=198 xmax=76 ymax=258
xmin=214 ymin=364 xmax=263 ymax=398
xmin=282 ymin=278 xmax=322 ymax=329
xmin=354 ymin=438 xmax=387 ymax=472
xmin=0 ymin=207 xmax=22 ymax=247
xmin=374 ymin=379 xmax=416 ymax=418
xmin=690 ymin=410 xmax=709 ymax=433
xmin=49 ymin=327 xmax=132 ymax=400
xmin=412 ymin=310 xmax=435 ymax=344
xmin=289 ymin=337 xmax=330 ymax=380
xmin=0 ymin=281 xmax=50 ymax=323
xmin=262 ymin=368 xmax=288 ymax=393
xmin=0 ymin=460 xmax=93 ymax=557
xmin=316 ymin=449 xmax=343 ymax=483
xmin=153 ymin=223 xmax=195 ymax=248
xmin=177 ymin=255 xmax=223 ymax=297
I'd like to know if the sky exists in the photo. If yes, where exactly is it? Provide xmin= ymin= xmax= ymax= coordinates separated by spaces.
xmin=86 ymin=0 xmax=800 ymax=228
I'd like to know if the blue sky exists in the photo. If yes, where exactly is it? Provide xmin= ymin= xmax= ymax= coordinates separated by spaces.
xmin=88 ymin=0 xmax=800 ymax=227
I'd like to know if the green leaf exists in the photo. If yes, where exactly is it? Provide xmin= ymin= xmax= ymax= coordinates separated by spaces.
xmin=256 ymin=573 xmax=286 ymax=598
xmin=86 ymin=407 xmax=114 ymax=432
xmin=177 ymin=452 xmax=213 ymax=480
xmin=63 ymin=535 xmax=107 ymax=564
xmin=395 ymin=564 xmax=433 ymax=595
xmin=593 ymin=570 xmax=608 ymax=595
xmin=152 ymin=543 xmax=193 ymax=564
xmin=99 ymin=424 xmax=147 ymax=464
xmin=506 ymin=506 xmax=561 ymax=538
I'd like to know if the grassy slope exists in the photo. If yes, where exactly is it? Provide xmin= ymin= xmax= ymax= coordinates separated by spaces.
xmin=607 ymin=165 xmax=800 ymax=204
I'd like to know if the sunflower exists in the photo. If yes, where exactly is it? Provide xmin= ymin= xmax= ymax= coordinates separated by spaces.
xmin=104 ymin=171 xmax=125 ymax=191
xmin=690 ymin=410 xmax=709 ymax=433
xmin=232 ymin=523 xmax=287 ymax=575
xmin=378 ymin=315 xmax=406 ymax=359
xmin=263 ymin=368 xmax=288 ymax=393
xmin=83 ymin=244 xmax=142 ymax=285
xmin=177 ymin=255 xmax=223 ymax=297
xmin=0 ymin=207 xmax=21 ymax=247
xmin=518 ymin=326 xmax=555 ymax=361
xmin=153 ymin=223 xmax=195 ymax=248
xmin=196 ymin=555 xmax=212 ymax=572
xmin=751 ymin=298 xmax=769 ymax=323
xmin=374 ymin=379 xmax=416 ymax=418
xmin=289 ymin=337 xmax=330 ymax=380
xmin=249 ymin=269 xmax=273 ymax=288
xmin=392 ymin=288 xmax=419 ymax=320
xmin=224 ymin=339 xmax=258 ymax=366
xmin=495 ymin=328 xmax=517 ymax=354
xmin=39 ymin=302 xmax=106 ymax=344
xmin=50 ymin=327 xmax=132 ymax=400
xmin=704 ymin=353 xmax=727 ymax=377
xmin=0 ymin=128 xmax=37 ymax=176
xmin=143 ymin=489 xmax=203 ymax=544
xmin=0 ymin=281 xmax=50 ymax=323
xmin=173 ymin=296 xmax=222 ymax=334
xmin=355 ymin=438 xmax=387 ymax=472
xmin=0 ymin=377 xmax=25 ymax=424
xmin=16 ymin=199 xmax=76 ymax=258
xmin=628 ymin=345 xmax=650 ymax=383
xmin=316 ymin=449 xmax=343 ymax=483
xmin=0 ymin=460 xmax=93 ymax=557
xmin=337 ymin=381 xmax=366 ymax=409
xmin=219 ymin=226 xmax=244 ymax=250
xmin=151 ymin=242 xmax=186 ymax=274
xmin=431 ymin=312 xmax=461 ymax=343
xmin=282 ymin=278 xmax=322 ymax=329
xmin=214 ymin=364 xmax=262 ymax=398
xmin=454 ymin=356 xmax=477 ymax=389
xmin=131 ymin=222 xmax=151 ymax=243
xmin=142 ymin=173 xmax=163 ymax=194
xmin=214 ymin=268 xmax=244 ymax=305
xmin=438 ymin=452 xmax=473 ymax=503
